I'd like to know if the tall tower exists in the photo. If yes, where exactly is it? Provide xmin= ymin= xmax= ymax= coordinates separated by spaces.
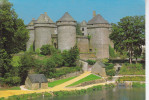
xmin=80 ymin=20 xmax=87 ymax=36
xmin=87 ymin=13 xmax=111 ymax=58
xmin=56 ymin=12 xmax=77 ymax=51
xmin=26 ymin=18 xmax=36 ymax=50
xmin=34 ymin=12 xmax=56 ymax=50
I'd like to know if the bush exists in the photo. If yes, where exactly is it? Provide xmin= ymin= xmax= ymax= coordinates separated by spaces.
xmin=132 ymin=82 xmax=145 ymax=88
xmin=104 ymin=61 xmax=116 ymax=76
xmin=62 ymin=45 xmax=79 ymax=67
xmin=119 ymin=63 xmax=145 ymax=75
xmin=51 ymin=54 xmax=64 ymax=67
xmin=109 ymin=45 xmax=116 ymax=58
xmin=106 ymin=69 xmax=115 ymax=76
xmin=40 ymin=45 xmax=58 ymax=55
xmin=86 ymin=59 xmax=96 ymax=65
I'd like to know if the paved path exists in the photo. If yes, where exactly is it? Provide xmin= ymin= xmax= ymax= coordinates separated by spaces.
xmin=0 ymin=71 xmax=100 ymax=98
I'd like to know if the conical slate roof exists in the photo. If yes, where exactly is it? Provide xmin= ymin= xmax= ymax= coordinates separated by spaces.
xmin=58 ymin=12 xmax=76 ymax=22
xmin=36 ymin=13 xmax=54 ymax=23
xmin=88 ymin=14 xmax=108 ymax=24
xmin=80 ymin=20 xmax=87 ymax=26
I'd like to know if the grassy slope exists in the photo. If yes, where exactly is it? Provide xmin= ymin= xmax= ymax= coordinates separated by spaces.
xmin=67 ymin=74 xmax=101 ymax=87
xmin=118 ymin=76 xmax=145 ymax=81
xmin=48 ymin=76 xmax=77 ymax=87
xmin=0 ymin=86 xmax=21 ymax=91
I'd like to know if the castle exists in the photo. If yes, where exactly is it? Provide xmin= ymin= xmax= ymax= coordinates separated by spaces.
xmin=26 ymin=11 xmax=113 ymax=60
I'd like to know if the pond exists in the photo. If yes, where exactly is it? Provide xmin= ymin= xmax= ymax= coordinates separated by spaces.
xmin=32 ymin=87 xmax=145 ymax=100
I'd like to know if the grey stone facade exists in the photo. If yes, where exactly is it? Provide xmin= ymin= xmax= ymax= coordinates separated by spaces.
xmin=26 ymin=11 xmax=113 ymax=59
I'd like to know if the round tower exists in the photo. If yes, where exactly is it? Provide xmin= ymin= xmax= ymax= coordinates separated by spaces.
xmin=87 ymin=13 xmax=111 ymax=58
xmin=56 ymin=12 xmax=76 ymax=51
xmin=26 ymin=18 xmax=36 ymax=50
xmin=34 ymin=12 xmax=56 ymax=50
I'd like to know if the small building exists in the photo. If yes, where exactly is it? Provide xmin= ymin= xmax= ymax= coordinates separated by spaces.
xmin=25 ymin=74 xmax=48 ymax=90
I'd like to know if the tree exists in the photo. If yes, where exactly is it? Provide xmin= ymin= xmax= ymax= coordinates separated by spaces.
xmin=110 ymin=16 xmax=145 ymax=63
xmin=0 ymin=0 xmax=29 ymax=54
xmin=76 ymin=23 xmax=82 ymax=35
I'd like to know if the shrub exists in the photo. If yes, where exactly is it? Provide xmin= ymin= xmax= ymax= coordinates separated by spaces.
xmin=119 ymin=63 xmax=145 ymax=75
xmin=132 ymin=82 xmax=145 ymax=88
xmin=62 ymin=45 xmax=79 ymax=67
xmin=51 ymin=54 xmax=64 ymax=67
xmin=40 ymin=45 xmax=58 ymax=56
xmin=86 ymin=59 xmax=96 ymax=65
xmin=106 ymin=69 xmax=115 ymax=76
xmin=109 ymin=45 xmax=116 ymax=58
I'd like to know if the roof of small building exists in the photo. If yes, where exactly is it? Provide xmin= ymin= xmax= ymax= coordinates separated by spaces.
xmin=58 ymin=12 xmax=76 ymax=22
xmin=36 ymin=12 xmax=54 ymax=23
xmin=80 ymin=20 xmax=87 ymax=26
xmin=88 ymin=14 xmax=108 ymax=24
xmin=28 ymin=74 xmax=48 ymax=83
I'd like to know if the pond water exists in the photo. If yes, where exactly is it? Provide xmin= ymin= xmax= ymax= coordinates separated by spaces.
xmin=32 ymin=87 xmax=145 ymax=100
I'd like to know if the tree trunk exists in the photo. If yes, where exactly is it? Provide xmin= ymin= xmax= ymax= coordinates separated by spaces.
xmin=129 ymin=50 xmax=132 ymax=64
xmin=135 ymin=58 xmax=138 ymax=64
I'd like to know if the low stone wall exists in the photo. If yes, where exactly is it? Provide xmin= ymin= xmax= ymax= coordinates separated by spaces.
xmin=48 ymin=71 xmax=83 ymax=82
xmin=76 ymin=78 xmax=106 ymax=87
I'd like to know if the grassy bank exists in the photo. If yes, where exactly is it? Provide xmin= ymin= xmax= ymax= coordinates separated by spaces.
xmin=67 ymin=74 xmax=101 ymax=87
xmin=117 ymin=76 xmax=145 ymax=81
xmin=0 ymin=86 xmax=21 ymax=91
xmin=0 ymin=84 xmax=115 ymax=100
xmin=48 ymin=76 xmax=77 ymax=87
xmin=132 ymin=82 xmax=145 ymax=88
xmin=119 ymin=63 xmax=145 ymax=75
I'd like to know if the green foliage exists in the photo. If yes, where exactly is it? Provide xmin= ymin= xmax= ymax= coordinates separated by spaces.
xmin=51 ymin=54 xmax=64 ymax=67
xmin=0 ymin=0 xmax=29 ymax=54
xmin=19 ymin=52 xmax=35 ymax=84
xmin=62 ymin=45 xmax=79 ymax=67
xmin=87 ymin=35 xmax=92 ymax=40
xmin=86 ymin=59 xmax=96 ymax=65
xmin=110 ymin=16 xmax=145 ymax=63
xmin=11 ymin=55 xmax=21 ymax=67
xmin=40 ymin=44 xmax=59 ymax=56
xmin=132 ymin=82 xmax=145 ymax=88
xmin=52 ymin=66 xmax=81 ymax=78
xmin=119 ymin=63 xmax=145 ymax=75
xmin=0 ymin=49 xmax=11 ymax=77
xmin=118 ymin=76 xmax=145 ymax=81
xmin=28 ymin=44 xmax=34 ymax=53
xmin=48 ymin=76 xmax=77 ymax=87
xmin=76 ymin=23 xmax=82 ymax=35
xmin=68 ymin=74 xmax=101 ymax=87
xmin=104 ymin=62 xmax=116 ymax=76
xmin=0 ymin=86 xmax=20 ymax=91
xmin=109 ymin=45 xmax=116 ymax=58
xmin=35 ymin=48 xmax=40 ymax=54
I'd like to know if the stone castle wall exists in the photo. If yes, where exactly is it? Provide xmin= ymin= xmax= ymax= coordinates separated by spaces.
xmin=57 ymin=21 xmax=76 ymax=51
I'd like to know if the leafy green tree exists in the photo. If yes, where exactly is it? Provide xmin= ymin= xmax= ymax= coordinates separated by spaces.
xmin=40 ymin=44 xmax=58 ymax=55
xmin=76 ymin=23 xmax=82 ymax=35
xmin=62 ymin=45 xmax=79 ymax=67
xmin=0 ymin=0 xmax=29 ymax=54
xmin=110 ymin=16 xmax=145 ymax=63
xmin=0 ymin=49 xmax=11 ymax=77
xmin=19 ymin=52 xmax=35 ymax=84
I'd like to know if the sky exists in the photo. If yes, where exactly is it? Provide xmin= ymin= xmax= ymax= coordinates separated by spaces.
xmin=9 ymin=0 xmax=145 ymax=25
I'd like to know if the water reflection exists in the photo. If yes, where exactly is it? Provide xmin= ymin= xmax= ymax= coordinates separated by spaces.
xmin=31 ymin=88 xmax=145 ymax=100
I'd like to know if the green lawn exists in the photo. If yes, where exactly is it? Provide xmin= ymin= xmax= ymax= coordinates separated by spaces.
xmin=67 ymin=74 xmax=101 ymax=87
xmin=0 ymin=86 xmax=21 ymax=91
xmin=48 ymin=76 xmax=77 ymax=87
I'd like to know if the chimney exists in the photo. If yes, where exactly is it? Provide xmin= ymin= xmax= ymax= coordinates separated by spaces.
xmin=93 ymin=11 xmax=96 ymax=17
xmin=32 ymin=18 xmax=35 ymax=20
xmin=44 ymin=12 xmax=47 ymax=15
